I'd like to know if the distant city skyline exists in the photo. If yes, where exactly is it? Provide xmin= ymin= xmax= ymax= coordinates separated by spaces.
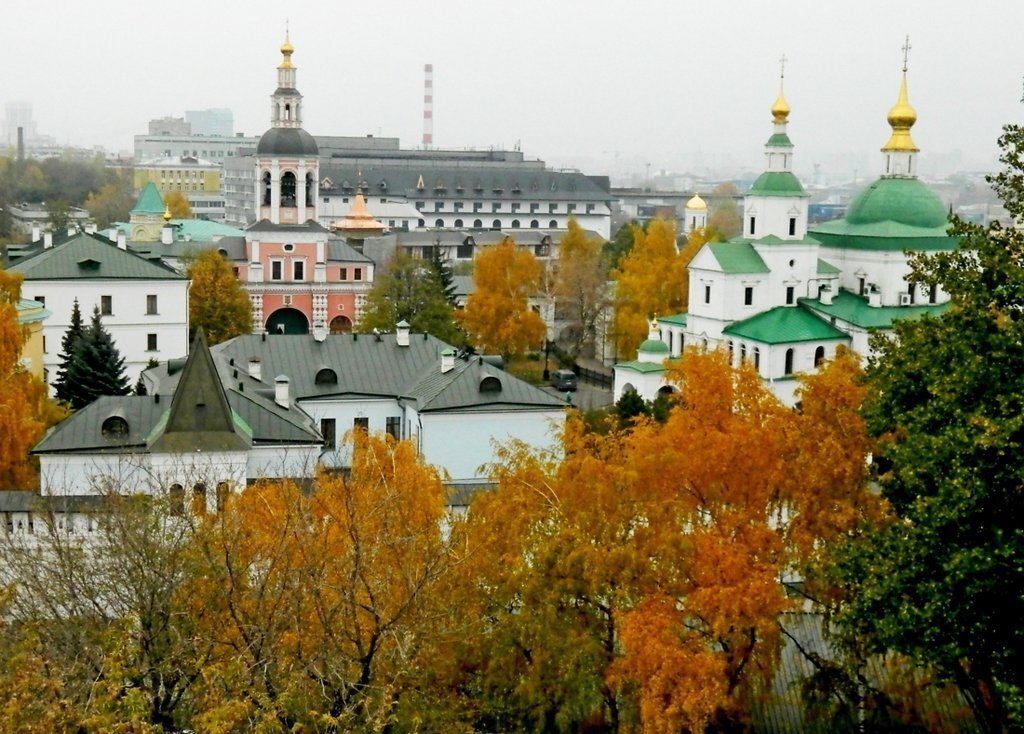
xmin=5 ymin=0 xmax=1022 ymax=182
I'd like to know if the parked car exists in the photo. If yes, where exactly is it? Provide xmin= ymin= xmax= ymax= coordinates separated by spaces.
xmin=550 ymin=368 xmax=578 ymax=391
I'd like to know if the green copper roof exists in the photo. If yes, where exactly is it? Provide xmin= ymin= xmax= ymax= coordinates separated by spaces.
xmin=131 ymin=182 xmax=165 ymax=215
xmin=706 ymin=242 xmax=770 ymax=274
xmin=15 ymin=299 xmax=50 ymax=324
xmin=765 ymin=133 xmax=793 ymax=148
xmin=615 ymin=360 xmax=666 ymax=374
xmin=658 ymin=313 xmax=687 ymax=327
xmin=816 ymin=258 xmax=841 ymax=275
xmin=7 ymin=233 xmax=185 ymax=281
xmin=810 ymin=177 xmax=958 ymax=251
xmin=723 ymin=306 xmax=848 ymax=345
xmin=799 ymin=290 xmax=949 ymax=329
xmin=747 ymin=171 xmax=809 ymax=198
xmin=638 ymin=338 xmax=669 ymax=355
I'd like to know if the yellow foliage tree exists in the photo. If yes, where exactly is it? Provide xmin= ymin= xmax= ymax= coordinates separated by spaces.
xmin=163 ymin=190 xmax=192 ymax=219
xmin=186 ymin=250 xmax=253 ymax=344
xmin=457 ymin=237 xmax=546 ymax=360
xmin=0 ymin=270 xmax=66 ymax=490
xmin=612 ymin=218 xmax=687 ymax=359
xmin=553 ymin=218 xmax=609 ymax=358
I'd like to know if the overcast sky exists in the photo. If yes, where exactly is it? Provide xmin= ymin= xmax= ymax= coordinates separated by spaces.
xmin=6 ymin=0 xmax=1022 ymax=182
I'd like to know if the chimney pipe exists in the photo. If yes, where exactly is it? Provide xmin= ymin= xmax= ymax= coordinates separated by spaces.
xmin=31 ymin=225 xmax=40 ymax=243
xmin=67 ymin=224 xmax=76 ymax=237
xmin=117 ymin=232 xmax=127 ymax=250
xmin=43 ymin=231 xmax=53 ymax=249
xmin=396 ymin=319 xmax=410 ymax=347
xmin=85 ymin=222 xmax=97 ymax=234
xmin=274 ymin=375 xmax=290 ymax=408
xmin=161 ymin=224 xmax=173 ymax=245
xmin=441 ymin=348 xmax=455 ymax=373
xmin=248 ymin=358 xmax=262 ymax=381
xmin=819 ymin=284 xmax=834 ymax=306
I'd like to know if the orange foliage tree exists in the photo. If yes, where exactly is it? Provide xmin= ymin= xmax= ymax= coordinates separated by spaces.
xmin=457 ymin=237 xmax=546 ymax=360
xmin=612 ymin=218 xmax=687 ymax=359
xmin=191 ymin=431 xmax=463 ymax=731
xmin=0 ymin=269 xmax=65 ymax=490
xmin=452 ymin=348 xmax=878 ymax=732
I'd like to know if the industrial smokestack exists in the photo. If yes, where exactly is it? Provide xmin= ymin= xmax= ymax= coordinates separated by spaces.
xmin=422 ymin=63 xmax=433 ymax=147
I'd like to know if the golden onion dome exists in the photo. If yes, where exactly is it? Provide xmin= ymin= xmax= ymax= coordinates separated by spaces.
xmin=279 ymin=32 xmax=294 ymax=68
xmin=163 ymin=204 xmax=172 ymax=222
xmin=882 ymin=71 xmax=919 ymax=152
xmin=771 ymin=87 xmax=790 ymax=124
xmin=686 ymin=193 xmax=708 ymax=211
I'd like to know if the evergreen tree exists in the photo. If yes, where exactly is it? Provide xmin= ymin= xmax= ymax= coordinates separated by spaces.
xmin=62 ymin=306 xmax=130 ymax=409
xmin=53 ymin=298 xmax=84 ymax=404
xmin=429 ymin=240 xmax=457 ymax=305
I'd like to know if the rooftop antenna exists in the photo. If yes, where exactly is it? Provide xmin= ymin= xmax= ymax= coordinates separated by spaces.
xmin=423 ymin=63 xmax=434 ymax=148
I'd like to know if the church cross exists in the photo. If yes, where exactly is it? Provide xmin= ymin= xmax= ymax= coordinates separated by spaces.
xmin=779 ymin=53 xmax=787 ymax=80
xmin=901 ymin=35 xmax=911 ymax=72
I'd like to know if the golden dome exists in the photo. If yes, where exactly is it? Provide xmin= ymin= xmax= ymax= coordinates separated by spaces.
xmin=882 ymin=71 xmax=919 ymax=152
xmin=279 ymin=31 xmax=294 ymax=68
xmin=330 ymin=192 xmax=387 ymax=238
xmin=686 ymin=193 xmax=708 ymax=211
xmin=163 ymin=204 xmax=172 ymax=222
xmin=771 ymin=86 xmax=790 ymax=124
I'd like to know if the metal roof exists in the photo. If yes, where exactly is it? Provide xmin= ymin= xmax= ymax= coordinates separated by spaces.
xmin=6 ymin=232 xmax=185 ymax=281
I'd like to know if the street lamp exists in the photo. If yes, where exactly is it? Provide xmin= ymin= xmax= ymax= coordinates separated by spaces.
xmin=543 ymin=338 xmax=550 ymax=381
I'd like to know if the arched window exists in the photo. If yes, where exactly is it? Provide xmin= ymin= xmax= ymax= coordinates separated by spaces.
xmin=262 ymin=171 xmax=272 ymax=205
xmin=740 ymin=343 xmax=747 ymax=363
xmin=315 ymin=367 xmax=338 ymax=385
xmin=417 ymin=218 xmax=425 ymax=228
xmin=169 ymin=484 xmax=184 ymax=516
xmin=306 ymin=172 xmax=315 ymax=206
xmin=549 ymin=219 xmax=557 ymax=228
xmin=814 ymin=345 xmax=826 ymax=366
xmin=492 ymin=219 xmax=501 ymax=229
xmin=435 ymin=218 xmax=445 ymax=228
xmin=473 ymin=219 xmax=483 ymax=228
xmin=454 ymin=218 xmax=464 ymax=228
xmin=511 ymin=219 xmax=520 ymax=228
xmin=101 ymin=415 xmax=129 ymax=437
xmin=479 ymin=375 xmax=502 ymax=393
xmin=284 ymin=102 xmax=292 ymax=121
xmin=784 ymin=348 xmax=794 ymax=375
xmin=530 ymin=219 xmax=540 ymax=228
xmin=753 ymin=347 xmax=760 ymax=370
xmin=192 ymin=483 xmax=207 ymax=515
xmin=727 ymin=340 xmax=734 ymax=363
xmin=280 ymin=172 xmax=296 ymax=207
xmin=216 ymin=482 xmax=230 ymax=513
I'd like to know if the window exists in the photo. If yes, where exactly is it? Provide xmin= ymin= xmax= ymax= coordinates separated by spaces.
xmin=907 ymin=281 xmax=916 ymax=305
xmin=784 ymin=348 xmax=794 ymax=375
xmin=786 ymin=286 xmax=795 ymax=305
xmin=749 ymin=216 xmax=756 ymax=235
xmin=415 ymin=201 xmax=424 ymax=210
xmin=146 ymin=294 xmax=157 ymax=315
xmin=454 ymin=219 xmax=464 ymax=228
xmin=788 ymin=217 xmax=797 ymax=236
xmin=321 ymin=418 xmax=337 ymax=448
xmin=473 ymin=202 xmax=482 ymax=212
xmin=567 ymin=204 xmax=577 ymax=213
xmin=354 ymin=268 xmax=362 ymax=281
xmin=169 ymin=484 xmax=184 ymax=516
xmin=434 ymin=202 xmax=443 ymax=212
xmin=858 ymin=277 xmax=866 ymax=296
xmin=530 ymin=203 xmax=539 ymax=213
xmin=511 ymin=219 xmax=520 ymax=228
xmin=530 ymin=220 xmax=539 ymax=228
xmin=340 ymin=267 xmax=348 ymax=280
xmin=704 ymin=285 xmax=711 ymax=304
xmin=586 ymin=203 xmax=595 ymax=213
xmin=147 ymin=333 xmax=158 ymax=351
xmin=814 ymin=345 xmax=826 ymax=366
xmin=549 ymin=219 xmax=557 ymax=228
xmin=283 ymin=243 xmax=294 ymax=252
xmin=353 ymin=416 xmax=369 ymax=432
xmin=101 ymin=295 xmax=112 ymax=315
xmin=435 ymin=218 xmax=445 ymax=227
xmin=492 ymin=203 xmax=500 ymax=213
xmin=35 ymin=296 xmax=45 ymax=307
xmin=192 ymin=484 xmax=207 ymax=515
xmin=42 ymin=335 xmax=46 ymax=354
xmin=754 ymin=347 xmax=761 ymax=370
xmin=386 ymin=416 xmax=400 ymax=439
xmin=549 ymin=203 xmax=557 ymax=213
xmin=293 ymin=260 xmax=304 ymax=281
xmin=492 ymin=219 xmax=501 ymax=229
xmin=929 ymin=283 xmax=938 ymax=303
xmin=271 ymin=260 xmax=283 ymax=281
xmin=744 ymin=286 xmax=753 ymax=306
xmin=216 ymin=482 xmax=230 ymax=513
xmin=457 ymin=244 xmax=473 ymax=259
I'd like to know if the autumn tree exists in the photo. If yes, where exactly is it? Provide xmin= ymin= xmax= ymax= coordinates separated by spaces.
xmin=163 ymin=190 xmax=192 ymax=219
xmin=457 ymin=237 xmax=546 ymax=360
xmin=60 ymin=305 xmax=130 ymax=408
xmin=358 ymin=249 xmax=462 ymax=344
xmin=553 ymin=218 xmax=609 ymax=358
xmin=831 ymin=124 xmax=1024 ymax=733
xmin=707 ymin=182 xmax=742 ymax=239
xmin=186 ymin=249 xmax=253 ymax=344
xmin=612 ymin=218 xmax=687 ymax=359
xmin=0 ymin=270 xmax=64 ymax=489
xmin=84 ymin=176 xmax=134 ymax=228
xmin=603 ymin=220 xmax=639 ymax=271
xmin=678 ymin=224 xmax=719 ymax=310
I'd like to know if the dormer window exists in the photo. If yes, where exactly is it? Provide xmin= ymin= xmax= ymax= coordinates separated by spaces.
xmin=101 ymin=415 xmax=129 ymax=437
xmin=315 ymin=367 xmax=338 ymax=385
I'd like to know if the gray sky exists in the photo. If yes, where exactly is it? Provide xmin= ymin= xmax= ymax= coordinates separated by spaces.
xmin=6 ymin=0 xmax=1023 ymax=181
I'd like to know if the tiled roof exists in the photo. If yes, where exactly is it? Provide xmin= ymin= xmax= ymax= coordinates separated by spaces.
xmin=6 ymin=232 xmax=185 ymax=281
xmin=799 ymin=290 xmax=949 ymax=329
xmin=723 ymin=306 xmax=848 ymax=345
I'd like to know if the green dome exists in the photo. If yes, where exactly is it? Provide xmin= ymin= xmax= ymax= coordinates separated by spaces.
xmin=845 ymin=177 xmax=946 ymax=229
xmin=638 ymin=338 xmax=669 ymax=355
xmin=747 ymin=171 xmax=808 ymax=198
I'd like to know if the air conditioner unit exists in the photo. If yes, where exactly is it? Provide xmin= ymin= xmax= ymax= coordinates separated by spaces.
xmin=899 ymin=293 xmax=912 ymax=306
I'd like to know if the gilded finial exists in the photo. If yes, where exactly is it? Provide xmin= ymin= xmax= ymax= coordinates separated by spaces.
xmin=163 ymin=204 xmax=172 ymax=222
xmin=882 ymin=37 xmax=919 ymax=153
xmin=771 ymin=53 xmax=790 ymax=123
xmin=279 ymin=23 xmax=294 ymax=68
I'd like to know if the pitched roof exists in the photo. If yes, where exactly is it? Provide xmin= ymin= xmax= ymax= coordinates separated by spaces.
xmin=747 ymin=171 xmax=809 ymax=198
xmin=131 ymin=182 xmax=165 ymax=214
xmin=149 ymin=330 xmax=251 ymax=453
xmin=658 ymin=313 xmax=687 ymax=327
xmin=615 ymin=360 xmax=667 ymax=375
xmin=6 ymin=232 xmax=185 ymax=281
xmin=722 ymin=306 xmax=848 ymax=345
xmin=816 ymin=258 xmax=841 ymax=275
xmin=33 ymin=395 xmax=168 ymax=454
xmin=705 ymin=242 xmax=770 ymax=274
xmin=799 ymin=289 xmax=949 ymax=329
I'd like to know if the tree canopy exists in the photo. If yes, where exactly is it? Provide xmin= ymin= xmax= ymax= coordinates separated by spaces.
xmin=58 ymin=305 xmax=130 ymax=408
xmin=186 ymin=250 xmax=253 ymax=345
xmin=163 ymin=191 xmax=192 ymax=219
xmin=553 ymin=218 xmax=609 ymax=358
xmin=457 ymin=237 xmax=546 ymax=360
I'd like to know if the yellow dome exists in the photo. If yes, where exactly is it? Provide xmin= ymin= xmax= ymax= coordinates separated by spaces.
xmin=686 ymin=193 xmax=708 ymax=211
xmin=771 ymin=86 xmax=790 ymax=124
xmin=163 ymin=204 xmax=172 ymax=222
xmin=882 ymin=72 xmax=919 ymax=152
xmin=279 ymin=32 xmax=294 ymax=68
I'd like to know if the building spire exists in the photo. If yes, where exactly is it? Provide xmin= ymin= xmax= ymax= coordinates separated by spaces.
xmin=881 ymin=36 xmax=919 ymax=176
xmin=280 ymin=23 xmax=294 ymax=69
xmin=771 ymin=53 xmax=790 ymax=124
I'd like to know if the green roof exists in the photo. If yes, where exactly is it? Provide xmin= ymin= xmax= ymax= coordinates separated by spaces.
xmin=816 ymin=258 xmax=841 ymax=275
xmin=658 ymin=313 xmax=687 ymax=327
xmin=7 ymin=233 xmax=185 ymax=281
xmin=747 ymin=171 xmax=809 ymax=198
xmin=723 ymin=306 xmax=848 ymax=345
xmin=115 ymin=218 xmax=244 ymax=243
xmin=765 ymin=133 xmax=793 ymax=148
xmin=706 ymin=242 xmax=770 ymax=274
xmin=15 ymin=299 xmax=50 ymax=324
xmin=799 ymin=290 xmax=949 ymax=329
xmin=131 ymin=182 xmax=165 ymax=215
xmin=809 ymin=177 xmax=958 ymax=251
xmin=615 ymin=360 xmax=666 ymax=375
xmin=638 ymin=338 xmax=669 ymax=355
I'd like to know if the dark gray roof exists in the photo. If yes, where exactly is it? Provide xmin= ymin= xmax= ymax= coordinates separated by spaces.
xmin=319 ymin=162 xmax=611 ymax=203
xmin=256 ymin=127 xmax=319 ymax=156
xmin=130 ymin=236 xmax=249 ymax=264
xmin=245 ymin=218 xmax=331 ymax=234
xmin=5 ymin=232 xmax=185 ymax=280
xmin=0 ymin=491 xmax=108 ymax=513
xmin=34 ymin=396 xmax=167 ymax=454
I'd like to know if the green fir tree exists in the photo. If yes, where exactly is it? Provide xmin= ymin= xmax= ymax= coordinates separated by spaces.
xmin=53 ymin=298 xmax=84 ymax=404
xmin=62 ymin=305 xmax=130 ymax=409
